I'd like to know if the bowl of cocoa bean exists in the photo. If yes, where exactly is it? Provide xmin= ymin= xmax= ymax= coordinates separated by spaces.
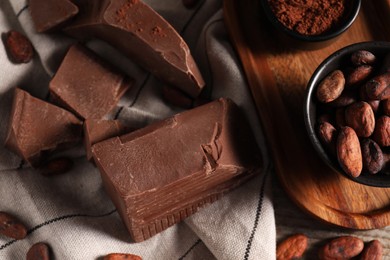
xmin=304 ymin=41 xmax=390 ymax=187
xmin=260 ymin=0 xmax=361 ymax=50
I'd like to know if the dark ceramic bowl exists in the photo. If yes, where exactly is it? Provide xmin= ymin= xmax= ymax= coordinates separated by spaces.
xmin=304 ymin=41 xmax=390 ymax=187
xmin=260 ymin=0 xmax=361 ymax=50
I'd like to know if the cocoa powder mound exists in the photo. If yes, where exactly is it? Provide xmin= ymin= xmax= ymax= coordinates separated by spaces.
xmin=268 ymin=0 xmax=347 ymax=36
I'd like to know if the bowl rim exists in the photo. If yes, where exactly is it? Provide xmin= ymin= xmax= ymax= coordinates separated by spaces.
xmin=260 ymin=0 xmax=362 ymax=42
xmin=304 ymin=41 xmax=390 ymax=187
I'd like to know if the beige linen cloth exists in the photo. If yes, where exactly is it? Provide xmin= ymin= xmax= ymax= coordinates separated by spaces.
xmin=0 ymin=0 xmax=275 ymax=259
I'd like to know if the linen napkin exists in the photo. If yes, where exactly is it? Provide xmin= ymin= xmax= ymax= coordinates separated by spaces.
xmin=0 ymin=0 xmax=275 ymax=259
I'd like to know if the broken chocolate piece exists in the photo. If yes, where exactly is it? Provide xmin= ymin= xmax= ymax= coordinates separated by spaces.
xmin=92 ymin=98 xmax=262 ymax=242
xmin=64 ymin=0 xmax=205 ymax=98
xmin=5 ymin=88 xmax=82 ymax=167
xmin=29 ymin=0 xmax=79 ymax=33
xmin=83 ymin=119 xmax=129 ymax=161
xmin=49 ymin=44 xmax=132 ymax=120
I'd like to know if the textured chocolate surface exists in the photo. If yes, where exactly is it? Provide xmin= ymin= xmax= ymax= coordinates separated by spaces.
xmin=29 ymin=0 xmax=79 ymax=33
xmin=83 ymin=119 xmax=129 ymax=161
xmin=5 ymin=88 xmax=83 ymax=167
xmin=49 ymin=44 xmax=132 ymax=120
xmin=92 ymin=98 xmax=262 ymax=242
xmin=64 ymin=0 xmax=205 ymax=98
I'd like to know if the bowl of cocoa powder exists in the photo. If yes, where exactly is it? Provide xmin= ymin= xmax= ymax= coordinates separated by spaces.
xmin=304 ymin=41 xmax=390 ymax=187
xmin=261 ymin=0 xmax=361 ymax=49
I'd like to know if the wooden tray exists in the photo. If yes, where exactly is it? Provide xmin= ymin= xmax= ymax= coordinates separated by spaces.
xmin=224 ymin=0 xmax=390 ymax=229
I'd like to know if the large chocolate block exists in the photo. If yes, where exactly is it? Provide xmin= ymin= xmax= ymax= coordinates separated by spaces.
xmin=5 ymin=88 xmax=83 ymax=167
xmin=92 ymin=98 xmax=262 ymax=242
xmin=49 ymin=44 xmax=132 ymax=120
xmin=29 ymin=0 xmax=79 ymax=33
xmin=83 ymin=119 xmax=129 ymax=161
xmin=64 ymin=0 xmax=205 ymax=98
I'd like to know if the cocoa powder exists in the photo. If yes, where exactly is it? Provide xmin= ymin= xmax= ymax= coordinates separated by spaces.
xmin=268 ymin=0 xmax=347 ymax=36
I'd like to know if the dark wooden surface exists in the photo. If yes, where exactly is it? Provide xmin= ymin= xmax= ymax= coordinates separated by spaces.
xmin=224 ymin=0 xmax=390 ymax=257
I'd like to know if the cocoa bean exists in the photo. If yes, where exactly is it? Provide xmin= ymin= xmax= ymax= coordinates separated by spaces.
xmin=346 ymin=65 xmax=373 ymax=86
xmin=316 ymin=70 xmax=345 ymax=103
xmin=372 ymin=116 xmax=390 ymax=147
xmin=365 ymin=72 xmax=390 ymax=100
xmin=3 ymin=30 xmax=34 ymax=63
xmin=317 ymin=122 xmax=337 ymax=156
xmin=0 ymin=211 xmax=27 ymax=240
xmin=361 ymin=139 xmax=384 ymax=174
xmin=382 ymin=99 xmax=390 ymax=116
xmin=26 ymin=242 xmax=51 ymax=260
xmin=351 ymin=50 xmax=376 ymax=66
xmin=318 ymin=236 xmax=364 ymax=260
xmin=276 ymin=233 xmax=308 ymax=260
xmin=359 ymin=85 xmax=380 ymax=113
xmin=103 ymin=253 xmax=142 ymax=260
xmin=360 ymin=240 xmax=383 ymax=260
xmin=345 ymin=101 xmax=375 ymax=137
xmin=39 ymin=157 xmax=73 ymax=176
xmin=329 ymin=90 xmax=357 ymax=108
xmin=337 ymin=127 xmax=363 ymax=177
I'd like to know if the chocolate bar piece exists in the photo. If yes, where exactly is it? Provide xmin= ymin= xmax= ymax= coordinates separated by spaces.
xmin=29 ymin=0 xmax=79 ymax=33
xmin=49 ymin=44 xmax=132 ymax=120
xmin=64 ymin=0 xmax=205 ymax=98
xmin=83 ymin=119 xmax=129 ymax=161
xmin=5 ymin=88 xmax=83 ymax=167
xmin=92 ymin=98 xmax=262 ymax=242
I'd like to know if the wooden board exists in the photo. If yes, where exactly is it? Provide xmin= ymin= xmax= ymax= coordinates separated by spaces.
xmin=223 ymin=0 xmax=390 ymax=229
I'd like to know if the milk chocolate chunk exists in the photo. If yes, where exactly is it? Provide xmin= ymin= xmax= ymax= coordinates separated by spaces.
xmin=5 ymin=88 xmax=82 ymax=167
xmin=84 ymin=119 xmax=129 ymax=161
xmin=92 ymin=98 xmax=262 ymax=242
xmin=29 ymin=0 xmax=79 ymax=33
xmin=64 ymin=0 xmax=205 ymax=98
xmin=49 ymin=44 xmax=132 ymax=120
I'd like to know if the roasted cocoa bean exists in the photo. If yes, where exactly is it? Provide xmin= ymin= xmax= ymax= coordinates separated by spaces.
xmin=360 ymin=240 xmax=383 ymax=260
xmin=345 ymin=101 xmax=375 ymax=137
xmin=276 ymin=233 xmax=308 ymax=260
xmin=346 ymin=65 xmax=373 ymax=86
xmin=103 ymin=253 xmax=142 ymax=260
xmin=359 ymin=85 xmax=380 ymax=113
xmin=317 ymin=122 xmax=337 ymax=156
xmin=316 ymin=70 xmax=345 ymax=103
xmin=361 ymin=139 xmax=384 ymax=174
xmin=365 ymin=72 xmax=390 ymax=100
xmin=318 ymin=236 xmax=364 ymax=260
xmin=39 ymin=157 xmax=73 ymax=176
xmin=337 ymin=127 xmax=363 ymax=177
xmin=0 ymin=211 xmax=27 ymax=240
xmin=382 ymin=99 xmax=390 ymax=116
xmin=372 ymin=116 xmax=390 ymax=147
xmin=3 ymin=30 xmax=34 ymax=63
xmin=329 ymin=90 xmax=357 ymax=108
xmin=26 ymin=242 xmax=51 ymax=260
xmin=351 ymin=50 xmax=376 ymax=66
